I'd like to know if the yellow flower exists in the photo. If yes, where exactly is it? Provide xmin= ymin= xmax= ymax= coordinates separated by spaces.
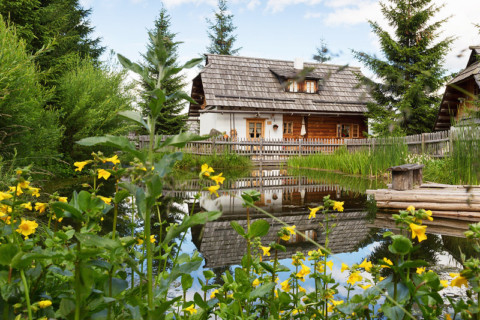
xmin=407 ymin=205 xmax=415 ymax=212
xmin=445 ymin=314 xmax=452 ymax=320
xmin=280 ymin=234 xmax=290 ymax=241
xmin=347 ymin=271 xmax=362 ymax=285
xmin=260 ymin=246 xmax=271 ymax=256
xmin=74 ymin=160 xmax=91 ymax=172
xmin=18 ymin=181 xmax=30 ymax=189
xmin=425 ymin=210 xmax=433 ymax=221
xmin=16 ymin=219 xmax=39 ymax=238
xmin=286 ymin=225 xmax=296 ymax=235
xmin=379 ymin=276 xmax=385 ymax=282
xmin=252 ymin=278 xmax=260 ymax=287
xmin=359 ymin=259 xmax=372 ymax=272
xmin=35 ymin=202 xmax=48 ymax=214
xmin=30 ymin=187 xmax=40 ymax=198
xmin=416 ymin=267 xmax=426 ymax=274
xmin=382 ymin=257 xmax=393 ymax=268
xmin=136 ymin=238 xmax=144 ymax=245
xmin=0 ymin=192 xmax=13 ymax=201
xmin=98 ymin=169 xmax=111 ymax=180
xmin=308 ymin=207 xmax=321 ymax=219
xmin=210 ymin=173 xmax=225 ymax=185
xmin=451 ymin=275 xmax=468 ymax=288
xmin=298 ymin=286 xmax=306 ymax=293
xmin=200 ymin=163 xmax=214 ymax=177
xmin=296 ymin=264 xmax=311 ymax=282
xmin=104 ymin=154 xmax=120 ymax=165
xmin=341 ymin=263 xmax=349 ymax=273
xmin=16 ymin=169 xmax=22 ymax=175
xmin=58 ymin=197 xmax=68 ymax=203
xmin=183 ymin=305 xmax=197 ymax=315
xmin=440 ymin=280 xmax=449 ymax=288
xmin=280 ymin=279 xmax=291 ymax=292
xmin=150 ymin=235 xmax=156 ymax=243
xmin=359 ymin=284 xmax=371 ymax=290
xmin=98 ymin=196 xmax=112 ymax=205
xmin=325 ymin=260 xmax=333 ymax=271
xmin=38 ymin=300 xmax=52 ymax=309
xmin=333 ymin=201 xmax=344 ymax=212
xmin=20 ymin=202 xmax=32 ymax=211
xmin=410 ymin=223 xmax=427 ymax=242
xmin=9 ymin=186 xmax=22 ymax=196
xmin=207 ymin=184 xmax=220 ymax=196
xmin=210 ymin=289 xmax=219 ymax=298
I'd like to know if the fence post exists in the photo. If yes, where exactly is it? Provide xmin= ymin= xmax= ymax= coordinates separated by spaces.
xmin=212 ymin=137 xmax=216 ymax=155
xmin=299 ymin=139 xmax=303 ymax=156
xmin=449 ymin=130 xmax=453 ymax=155
xmin=259 ymin=138 xmax=263 ymax=163
xmin=421 ymin=133 xmax=425 ymax=154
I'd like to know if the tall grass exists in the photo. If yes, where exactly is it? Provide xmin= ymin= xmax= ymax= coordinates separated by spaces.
xmin=449 ymin=126 xmax=480 ymax=185
xmin=288 ymin=137 xmax=408 ymax=177
xmin=175 ymin=149 xmax=252 ymax=172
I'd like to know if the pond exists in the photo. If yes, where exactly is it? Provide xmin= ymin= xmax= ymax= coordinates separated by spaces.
xmin=164 ymin=167 xmax=472 ymax=302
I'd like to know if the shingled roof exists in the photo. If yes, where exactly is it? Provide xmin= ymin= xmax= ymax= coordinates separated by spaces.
xmin=434 ymin=46 xmax=480 ymax=131
xmin=189 ymin=54 xmax=372 ymax=117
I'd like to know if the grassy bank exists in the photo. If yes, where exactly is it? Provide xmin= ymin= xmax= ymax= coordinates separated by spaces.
xmin=288 ymin=130 xmax=480 ymax=185
xmin=174 ymin=150 xmax=252 ymax=176
xmin=288 ymin=140 xmax=408 ymax=177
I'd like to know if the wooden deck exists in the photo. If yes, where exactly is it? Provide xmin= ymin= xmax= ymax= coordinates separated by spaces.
xmin=367 ymin=183 xmax=480 ymax=220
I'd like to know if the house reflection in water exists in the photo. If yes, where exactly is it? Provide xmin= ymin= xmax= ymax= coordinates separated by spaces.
xmin=174 ymin=169 xmax=374 ymax=268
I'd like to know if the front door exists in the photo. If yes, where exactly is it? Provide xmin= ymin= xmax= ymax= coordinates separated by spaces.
xmin=247 ymin=119 xmax=264 ymax=139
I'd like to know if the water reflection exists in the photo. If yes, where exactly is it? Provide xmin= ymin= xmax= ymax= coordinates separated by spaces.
xmin=167 ymin=169 xmax=379 ymax=268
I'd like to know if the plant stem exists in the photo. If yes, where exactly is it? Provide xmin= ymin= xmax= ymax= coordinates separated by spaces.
xmin=74 ymin=242 xmax=82 ymax=320
xmin=20 ymin=269 xmax=32 ymax=320
xmin=111 ymin=179 xmax=119 ymax=240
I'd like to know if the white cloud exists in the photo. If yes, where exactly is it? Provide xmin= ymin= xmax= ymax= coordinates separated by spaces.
xmin=266 ymin=0 xmax=324 ymax=13
xmin=162 ymin=0 xmax=217 ymax=8
xmin=304 ymin=12 xmax=323 ymax=19
xmin=247 ymin=0 xmax=261 ymax=10
xmin=323 ymin=0 xmax=381 ymax=26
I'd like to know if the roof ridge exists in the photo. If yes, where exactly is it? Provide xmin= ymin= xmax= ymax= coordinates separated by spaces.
xmin=205 ymin=54 xmax=361 ymax=70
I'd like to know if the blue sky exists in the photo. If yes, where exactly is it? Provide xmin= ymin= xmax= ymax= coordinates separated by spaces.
xmin=81 ymin=0 xmax=479 ymax=83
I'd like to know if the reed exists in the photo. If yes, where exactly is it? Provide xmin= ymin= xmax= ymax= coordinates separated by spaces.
xmin=449 ymin=125 xmax=480 ymax=185
xmin=288 ymin=137 xmax=408 ymax=178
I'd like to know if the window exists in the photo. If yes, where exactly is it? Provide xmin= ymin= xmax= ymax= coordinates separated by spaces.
xmin=288 ymin=80 xmax=299 ymax=92
xmin=305 ymin=80 xmax=316 ymax=93
xmin=247 ymin=119 xmax=264 ymax=139
xmin=352 ymin=124 xmax=359 ymax=138
xmin=337 ymin=124 xmax=361 ymax=138
xmin=283 ymin=122 xmax=293 ymax=134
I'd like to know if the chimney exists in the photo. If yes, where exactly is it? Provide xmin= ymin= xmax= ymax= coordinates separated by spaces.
xmin=294 ymin=57 xmax=304 ymax=70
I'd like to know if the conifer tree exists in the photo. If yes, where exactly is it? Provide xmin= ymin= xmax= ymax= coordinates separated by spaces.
xmin=313 ymin=39 xmax=332 ymax=63
xmin=354 ymin=0 xmax=452 ymax=135
xmin=141 ymin=7 xmax=187 ymax=134
xmin=206 ymin=0 xmax=241 ymax=55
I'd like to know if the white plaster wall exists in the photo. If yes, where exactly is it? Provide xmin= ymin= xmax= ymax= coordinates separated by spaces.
xmin=199 ymin=112 xmax=217 ymax=135
xmin=199 ymin=112 xmax=284 ymax=139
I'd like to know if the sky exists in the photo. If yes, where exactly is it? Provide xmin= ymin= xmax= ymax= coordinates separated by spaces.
xmin=80 ymin=0 xmax=480 ymax=91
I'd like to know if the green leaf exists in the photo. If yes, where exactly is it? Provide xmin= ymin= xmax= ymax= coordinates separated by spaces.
xmin=389 ymin=235 xmax=413 ymax=255
xmin=114 ymin=190 xmax=131 ymax=204
xmin=194 ymin=292 xmax=209 ymax=310
xmin=182 ymin=57 xmax=203 ymax=70
xmin=110 ymin=278 xmax=128 ymax=297
xmin=230 ymin=221 xmax=246 ymax=237
xmin=118 ymin=111 xmax=149 ymax=132
xmin=75 ymin=233 xmax=120 ymax=250
xmin=76 ymin=135 xmax=145 ymax=162
xmin=250 ymin=283 xmax=275 ymax=299
xmin=166 ymin=90 xmax=197 ymax=105
xmin=248 ymin=219 xmax=270 ymax=238
xmin=161 ymin=211 xmax=222 ymax=246
xmin=382 ymin=305 xmax=405 ymax=320
xmin=0 ymin=244 xmax=19 ymax=266
xmin=259 ymin=262 xmax=274 ymax=274
xmin=153 ymin=152 xmax=182 ymax=177
xmin=51 ymin=202 xmax=83 ymax=221
xmin=157 ymin=132 xmax=209 ymax=149
xmin=58 ymin=298 xmax=75 ymax=318
xmin=234 ymin=267 xmax=249 ymax=286
xmin=117 ymin=54 xmax=144 ymax=75
xmin=181 ymin=274 xmax=193 ymax=292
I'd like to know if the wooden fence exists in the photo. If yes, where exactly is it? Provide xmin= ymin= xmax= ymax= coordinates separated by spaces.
xmin=128 ymin=130 xmax=451 ymax=162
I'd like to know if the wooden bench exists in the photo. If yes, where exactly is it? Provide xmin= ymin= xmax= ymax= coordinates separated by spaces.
xmin=387 ymin=164 xmax=425 ymax=191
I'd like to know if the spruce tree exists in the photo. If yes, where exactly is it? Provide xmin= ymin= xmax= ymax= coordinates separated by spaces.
xmin=354 ymin=0 xmax=452 ymax=135
xmin=313 ymin=39 xmax=332 ymax=63
xmin=141 ymin=7 xmax=187 ymax=134
xmin=206 ymin=0 xmax=241 ymax=55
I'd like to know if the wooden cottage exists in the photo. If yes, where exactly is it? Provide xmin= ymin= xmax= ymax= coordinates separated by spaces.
xmin=434 ymin=45 xmax=480 ymax=131
xmin=189 ymin=55 xmax=371 ymax=140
